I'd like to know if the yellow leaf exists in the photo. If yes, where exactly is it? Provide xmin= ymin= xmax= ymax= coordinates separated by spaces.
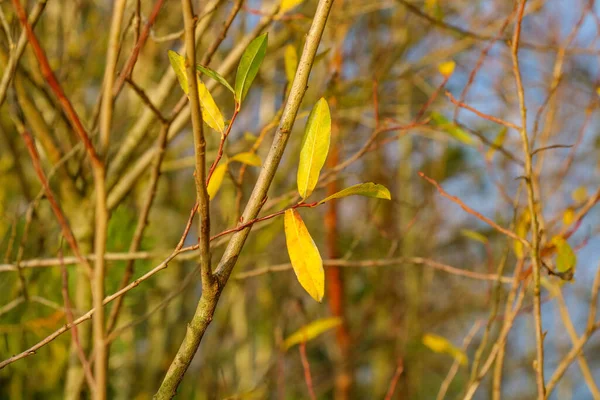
xmin=284 ymin=209 xmax=324 ymax=301
xmin=563 ymin=208 xmax=575 ymax=226
xmin=422 ymin=333 xmax=468 ymax=366
xmin=283 ymin=317 xmax=342 ymax=350
xmin=284 ymin=44 xmax=298 ymax=83
xmin=513 ymin=211 xmax=530 ymax=258
xmin=460 ymin=229 xmax=488 ymax=244
xmin=486 ymin=127 xmax=507 ymax=161
xmin=571 ymin=186 xmax=588 ymax=204
xmin=207 ymin=163 xmax=228 ymax=199
xmin=317 ymin=182 xmax=391 ymax=205
xmin=230 ymin=152 xmax=261 ymax=166
xmin=551 ymin=236 xmax=577 ymax=277
xmin=438 ymin=61 xmax=455 ymax=78
xmin=197 ymin=78 xmax=225 ymax=133
xmin=168 ymin=50 xmax=189 ymax=94
xmin=280 ymin=0 xmax=304 ymax=14
xmin=297 ymin=98 xmax=331 ymax=199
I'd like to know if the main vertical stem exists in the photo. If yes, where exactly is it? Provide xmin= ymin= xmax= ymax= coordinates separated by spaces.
xmin=511 ymin=1 xmax=545 ymax=398
xmin=154 ymin=1 xmax=335 ymax=398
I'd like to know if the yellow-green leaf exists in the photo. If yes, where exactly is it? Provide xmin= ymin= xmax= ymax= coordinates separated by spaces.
xmin=513 ymin=211 xmax=530 ymax=258
xmin=460 ymin=229 xmax=488 ymax=244
xmin=282 ymin=317 xmax=341 ymax=350
xmin=235 ymin=33 xmax=268 ymax=105
xmin=230 ymin=152 xmax=261 ymax=167
xmin=571 ymin=186 xmax=588 ymax=204
xmin=168 ymin=50 xmax=189 ymax=94
xmin=317 ymin=182 xmax=391 ymax=205
xmin=297 ymin=98 xmax=331 ymax=199
xmin=284 ymin=209 xmax=324 ymax=302
xmin=552 ymin=236 xmax=576 ymax=275
xmin=207 ymin=163 xmax=228 ymax=199
xmin=280 ymin=0 xmax=305 ymax=14
xmin=284 ymin=44 xmax=298 ymax=83
xmin=196 ymin=64 xmax=234 ymax=94
xmin=430 ymin=112 xmax=474 ymax=145
xmin=197 ymin=78 xmax=225 ymax=133
xmin=486 ymin=127 xmax=507 ymax=161
xmin=422 ymin=333 xmax=468 ymax=366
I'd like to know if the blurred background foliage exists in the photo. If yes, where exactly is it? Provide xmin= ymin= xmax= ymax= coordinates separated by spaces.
xmin=1 ymin=0 xmax=600 ymax=399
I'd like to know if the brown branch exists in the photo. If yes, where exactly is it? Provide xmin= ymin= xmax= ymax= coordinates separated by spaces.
xmin=299 ymin=342 xmax=317 ymax=400
xmin=446 ymin=91 xmax=521 ymax=131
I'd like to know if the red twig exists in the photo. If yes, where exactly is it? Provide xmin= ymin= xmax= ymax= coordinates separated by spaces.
xmin=206 ymin=108 xmax=240 ymax=184
xmin=11 ymin=0 xmax=101 ymax=167
xmin=20 ymin=130 xmax=93 ymax=276
xmin=59 ymin=246 xmax=95 ymax=392
xmin=446 ymin=91 xmax=521 ymax=130
xmin=384 ymin=359 xmax=404 ymax=400
xmin=419 ymin=172 xmax=529 ymax=247
xmin=113 ymin=0 xmax=166 ymax=95
xmin=299 ymin=342 xmax=317 ymax=400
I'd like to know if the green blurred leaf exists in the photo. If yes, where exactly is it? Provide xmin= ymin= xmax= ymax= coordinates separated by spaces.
xmin=317 ymin=182 xmax=391 ymax=205
xmin=235 ymin=33 xmax=268 ymax=105
xmin=297 ymin=98 xmax=331 ymax=199
xmin=460 ymin=229 xmax=488 ymax=244
xmin=196 ymin=64 xmax=235 ymax=94
xmin=283 ymin=317 xmax=341 ymax=350
xmin=552 ymin=236 xmax=576 ymax=276
xmin=430 ymin=112 xmax=474 ymax=145
xmin=486 ymin=127 xmax=507 ymax=161
xmin=422 ymin=333 xmax=468 ymax=366
xmin=230 ymin=152 xmax=261 ymax=166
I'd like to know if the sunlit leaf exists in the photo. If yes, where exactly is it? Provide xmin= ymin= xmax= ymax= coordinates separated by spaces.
xmin=284 ymin=44 xmax=298 ymax=83
xmin=552 ymin=236 xmax=576 ymax=276
xmin=297 ymin=98 xmax=331 ymax=199
xmin=284 ymin=209 xmax=324 ymax=302
xmin=513 ymin=211 xmax=530 ymax=259
xmin=283 ymin=317 xmax=341 ymax=350
xmin=168 ymin=50 xmax=189 ymax=94
xmin=244 ymin=132 xmax=258 ymax=142
xmin=430 ymin=112 xmax=474 ymax=145
xmin=460 ymin=229 xmax=488 ymax=244
xmin=422 ymin=333 xmax=468 ymax=366
xmin=317 ymin=182 xmax=391 ymax=205
xmin=562 ymin=207 xmax=575 ymax=226
xmin=196 ymin=64 xmax=234 ymax=94
xmin=207 ymin=163 xmax=228 ymax=199
xmin=571 ymin=186 xmax=588 ymax=204
xmin=280 ymin=0 xmax=305 ymax=14
xmin=235 ymin=33 xmax=268 ymax=105
xmin=438 ymin=61 xmax=455 ymax=78
xmin=486 ymin=127 xmax=507 ymax=161
xmin=230 ymin=152 xmax=261 ymax=166
xmin=197 ymin=78 xmax=225 ymax=133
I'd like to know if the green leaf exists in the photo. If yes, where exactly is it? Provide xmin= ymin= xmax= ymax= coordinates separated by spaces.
xmin=284 ymin=44 xmax=298 ymax=83
xmin=197 ymin=78 xmax=225 ymax=133
xmin=460 ymin=229 xmax=488 ymax=244
xmin=196 ymin=64 xmax=235 ymax=95
xmin=284 ymin=209 xmax=324 ymax=302
xmin=430 ymin=112 xmax=474 ymax=145
xmin=297 ymin=98 xmax=331 ymax=199
xmin=207 ymin=163 xmax=228 ymax=199
xmin=283 ymin=317 xmax=342 ymax=351
xmin=486 ymin=127 xmax=507 ymax=161
xmin=280 ymin=0 xmax=305 ymax=14
xmin=317 ymin=182 xmax=391 ymax=205
xmin=230 ymin=152 xmax=261 ymax=167
xmin=168 ymin=50 xmax=189 ymax=94
xmin=422 ymin=333 xmax=468 ymax=366
xmin=235 ymin=33 xmax=268 ymax=105
xmin=552 ymin=236 xmax=576 ymax=275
